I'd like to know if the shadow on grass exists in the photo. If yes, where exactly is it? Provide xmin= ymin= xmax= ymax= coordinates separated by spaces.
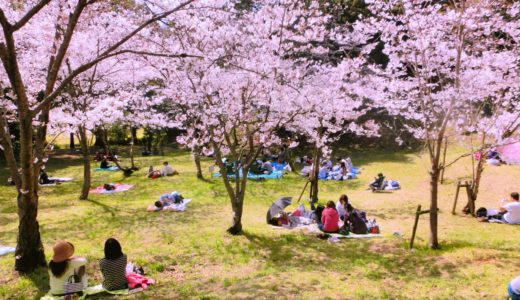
xmin=240 ymin=230 xmax=463 ymax=282
xmin=84 ymin=199 xmax=116 ymax=217
xmin=24 ymin=266 xmax=49 ymax=299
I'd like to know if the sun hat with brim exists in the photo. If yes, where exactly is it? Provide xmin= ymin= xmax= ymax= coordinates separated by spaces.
xmin=52 ymin=240 xmax=74 ymax=263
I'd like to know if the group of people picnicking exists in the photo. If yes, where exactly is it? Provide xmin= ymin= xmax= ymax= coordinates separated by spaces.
xmin=267 ymin=194 xmax=379 ymax=235
xmin=47 ymin=238 xmax=152 ymax=298
xmin=299 ymin=157 xmax=358 ymax=181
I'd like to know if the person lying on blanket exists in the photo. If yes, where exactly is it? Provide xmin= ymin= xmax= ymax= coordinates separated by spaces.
xmin=48 ymin=240 xmax=87 ymax=297
xmin=487 ymin=192 xmax=520 ymax=224
xmin=148 ymin=191 xmax=185 ymax=211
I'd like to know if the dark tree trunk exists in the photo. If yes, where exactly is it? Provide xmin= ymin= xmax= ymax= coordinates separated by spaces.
xmin=78 ymin=127 xmax=90 ymax=200
xmin=193 ymin=147 xmax=203 ymax=180
xmin=15 ymin=115 xmax=46 ymax=273
xmin=130 ymin=131 xmax=136 ymax=169
xmin=429 ymin=167 xmax=440 ymax=249
xmin=131 ymin=127 xmax=138 ymax=145
xmin=227 ymin=195 xmax=244 ymax=235
xmin=69 ymin=132 xmax=75 ymax=151
xmin=309 ymin=146 xmax=320 ymax=205
xmin=93 ymin=127 xmax=106 ymax=150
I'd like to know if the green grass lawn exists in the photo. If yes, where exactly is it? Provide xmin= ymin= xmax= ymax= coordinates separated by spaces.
xmin=1 ymin=146 xmax=519 ymax=299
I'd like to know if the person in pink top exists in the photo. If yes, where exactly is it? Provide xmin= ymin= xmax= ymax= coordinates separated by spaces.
xmin=320 ymin=201 xmax=340 ymax=233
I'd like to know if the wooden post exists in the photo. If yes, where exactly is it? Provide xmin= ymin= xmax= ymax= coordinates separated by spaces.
xmin=297 ymin=180 xmax=310 ymax=203
xmin=452 ymin=181 xmax=461 ymax=214
xmin=410 ymin=205 xmax=422 ymax=249
xmin=410 ymin=206 xmax=438 ymax=249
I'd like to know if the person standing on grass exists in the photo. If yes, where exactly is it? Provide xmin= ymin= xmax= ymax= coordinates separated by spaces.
xmin=100 ymin=238 xmax=128 ymax=291
xmin=320 ymin=201 xmax=340 ymax=233
xmin=48 ymin=241 xmax=87 ymax=297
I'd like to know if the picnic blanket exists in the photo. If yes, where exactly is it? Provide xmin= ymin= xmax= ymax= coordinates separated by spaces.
xmin=271 ymin=162 xmax=290 ymax=172
xmin=213 ymin=170 xmax=284 ymax=179
xmin=90 ymin=184 xmax=134 ymax=194
xmin=270 ymin=223 xmax=381 ymax=239
xmin=95 ymin=166 xmax=119 ymax=171
xmin=40 ymin=285 xmax=141 ymax=300
xmin=306 ymin=223 xmax=381 ymax=239
xmin=0 ymin=245 xmax=15 ymax=256
xmin=49 ymin=177 xmax=74 ymax=182
xmin=147 ymin=199 xmax=192 ymax=212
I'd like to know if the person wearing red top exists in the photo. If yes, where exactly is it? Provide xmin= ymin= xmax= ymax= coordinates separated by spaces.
xmin=320 ymin=201 xmax=340 ymax=233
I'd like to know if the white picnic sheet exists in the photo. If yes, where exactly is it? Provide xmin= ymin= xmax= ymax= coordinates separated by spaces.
xmin=270 ymin=223 xmax=381 ymax=239
xmin=0 ymin=246 xmax=15 ymax=256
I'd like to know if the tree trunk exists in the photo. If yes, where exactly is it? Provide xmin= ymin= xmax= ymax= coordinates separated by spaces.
xmin=131 ymin=127 xmax=138 ymax=145
xmin=130 ymin=131 xmax=136 ymax=169
xmin=193 ymin=147 xmax=203 ymax=180
xmin=78 ymin=127 xmax=90 ymax=200
xmin=227 ymin=194 xmax=244 ymax=235
xmin=429 ymin=167 xmax=440 ymax=249
xmin=69 ymin=132 xmax=75 ymax=152
xmin=15 ymin=115 xmax=46 ymax=273
xmin=93 ymin=127 xmax=106 ymax=150
xmin=309 ymin=146 xmax=320 ymax=206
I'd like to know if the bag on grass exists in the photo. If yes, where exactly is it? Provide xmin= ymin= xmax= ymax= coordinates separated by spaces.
xmin=103 ymin=183 xmax=115 ymax=191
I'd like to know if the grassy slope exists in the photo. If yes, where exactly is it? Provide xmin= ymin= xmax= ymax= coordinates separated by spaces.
xmin=0 ymin=146 xmax=519 ymax=299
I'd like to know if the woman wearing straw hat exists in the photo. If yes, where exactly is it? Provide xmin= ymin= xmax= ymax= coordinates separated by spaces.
xmin=48 ymin=240 xmax=87 ymax=296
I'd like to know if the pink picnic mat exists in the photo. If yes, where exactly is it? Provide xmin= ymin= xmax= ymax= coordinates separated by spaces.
xmin=90 ymin=184 xmax=134 ymax=194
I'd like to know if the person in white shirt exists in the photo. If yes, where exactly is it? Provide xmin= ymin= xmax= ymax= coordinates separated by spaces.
xmin=48 ymin=240 xmax=87 ymax=296
xmin=336 ymin=194 xmax=349 ymax=221
xmin=161 ymin=162 xmax=176 ymax=176
xmin=489 ymin=192 xmax=520 ymax=224
xmin=500 ymin=192 xmax=520 ymax=224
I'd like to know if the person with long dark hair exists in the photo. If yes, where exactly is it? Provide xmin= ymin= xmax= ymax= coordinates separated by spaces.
xmin=48 ymin=240 xmax=87 ymax=296
xmin=99 ymin=238 xmax=128 ymax=291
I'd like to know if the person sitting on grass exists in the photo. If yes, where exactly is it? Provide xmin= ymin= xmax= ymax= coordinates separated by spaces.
xmin=100 ymin=156 xmax=111 ymax=169
xmin=161 ymin=161 xmax=177 ymax=176
xmin=345 ymin=203 xmax=369 ymax=234
xmin=261 ymin=159 xmax=273 ymax=174
xmin=336 ymin=194 xmax=349 ymax=221
xmin=100 ymin=238 xmax=128 ymax=291
xmin=488 ymin=192 xmax=520 ymax=224
xmin=319 ymin=201 xmax=339 ymax=233
xmin=39 ymin=166 xmax=57 ymax=185
xmin=48 ymin=240 xmax=87 ymax=297
xmin=508 ymin=276 xmax=520 ymax=300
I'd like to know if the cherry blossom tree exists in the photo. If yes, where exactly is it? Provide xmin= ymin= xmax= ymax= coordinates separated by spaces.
xmin=0 ymin=0 xmax=197 ymax=272
xmin=366 ymin=0 xmax=520 ymax=248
